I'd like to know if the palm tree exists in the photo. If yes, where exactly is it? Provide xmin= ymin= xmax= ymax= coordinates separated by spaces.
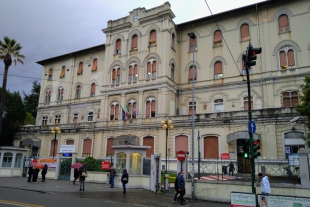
xmin=0 ymin=36 xmax=25 ymax=136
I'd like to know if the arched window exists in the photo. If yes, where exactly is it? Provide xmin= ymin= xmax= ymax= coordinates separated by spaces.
xmin=110 ymin=102 xmax=120 ymax=120
xmin=55 ymin=115 xmax=61 ymax=124
xmin=279 ymin=46 xmax=296 ymax=69
xmin=57 ymin=87 xmax=64 ymax=103
xmin=127 ymin=100 xmax=137 ymax=119
xmin=171 ymin=63 xmax=175 ymax=81
xmin=175 ymin=135 xmax=188 ymax=155
xmin=2 ymin=152 xmax=13 ymax=167
xmin=82 ymin=139 xmax=92 ymax=157
xmin=188 ymin=102 xmax=196 ymax=115
xmin=50 ymin=140 xmax=58 ymax=157
xmin=75 ymin=85 xmax=81 ymax=99
xmin=88 ymin=112 xmax=93 ymax=121
xmin=189 ymin=35 xmax=197 ymax=51
xmin=66 ymin=140 xmax=74 ymax=145
xmin=278 ymin=14 xmax=289 ymax=33
xmin=188 ymin=66 xmax=197 ymax=82
xmin=146 ymin=60 xmax=157 ymax=79
xmin=91 ymin=59 xmax=98 ymax=72
xmin=60 ymin=66 xmax=65 ymax=78
xmin=214 ymin=61 xmax=223 ymax=79
xmin=143 ymin=136 xmax=154 ymax=158
xmin=42 ymin=116 xmax=48 ymax=126
xmin=171 ymin=33 xmax=175 ymax=49
xmin=132 ymin=35 xmax=138 ymax=49
xmin=145 ymin=98 xmax=156 ymax=118
xmin=243 ymin=96 xmax=253 ymax=110
xmin=77 ymin=62 xmax=83 ymax=75
xmin=48 ymin=69 xmax=53 ymax=81
xmin=128 ymin=63 xmax=138 ymax=83
xmin=204 ymin=136 xmax=218 ymax=158
xmin=149 ymin=30 xmax=156 ymax=45
xmin=45 ymin=90 xmax=51 ymax=104
xmin=284 ymin=130 xmax=305 ymax=159
xmin=112 ymin=67 xmax=121 ymax=85
xmin=214 ymin=99 xmax=224 ymax=112
xmin=116 ymin=39 xmax=121 ymax=54
xmin=240 ymin=24 xmax=250 ymax=41
xmin=15 ymin=153 xmax=23 ymax=168
xmin=73 ymin=114 xmax=78 ymax=124
xmin=214 ymin=30 xmax=222 ymax=46
xmin=90 ymin=83 xmax=96 ymax=97
xmin=106 ymin=138 xmax=115 ymax=156
xmin=282 ymin=91 xmax=299 ymax=107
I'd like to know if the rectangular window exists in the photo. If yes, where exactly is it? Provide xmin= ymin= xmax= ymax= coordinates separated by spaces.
xmin=282 ymin=91 xmax=299 ymax=107
xmin=73 ymin=114 xmax=78 ymax=123
xmin=214 ymin=99 xmax=224 ymax=112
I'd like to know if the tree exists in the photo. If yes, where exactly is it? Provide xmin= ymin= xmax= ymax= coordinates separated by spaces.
xmin=0 ymin=36 xmax=25 ymax=136
xmin=295 ymin=75 xmax=310 ymax=147
xmin=23 ymin=81 xmax=40 ymax=119
xmin=23 ymin=112 xmax=35 ymax=125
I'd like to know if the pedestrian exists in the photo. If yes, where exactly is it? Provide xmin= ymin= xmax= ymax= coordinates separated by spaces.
xmin=41 ymin=164 xmax=48 ymax=182
xmin=121 ymin=169 xmax=129 ymax=194
xmin=177 ymin=170 xmax=187 ymax=205
xmin=32 ymin=167 xmax=40 ymax=183
xmin=27 ymin=165 xmax=33 ymax=182
xmin=73 ymin=168 xmax=79 ymax=185
xmin=109 ymin=165 xmax=117 ymax=188
xmin=258 ymin=173 xmax=271 ymax=194
xmin=173 ymin=172 xmax=181 ymax=203
xmin=79 ymin=166 xmax=87 ymax=191
xmin=227 ymin=162 xmax=235 ymax=176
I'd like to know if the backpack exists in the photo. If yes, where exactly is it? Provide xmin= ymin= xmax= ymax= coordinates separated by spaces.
xmin=174 ymin=176 xmax=178 ymax=190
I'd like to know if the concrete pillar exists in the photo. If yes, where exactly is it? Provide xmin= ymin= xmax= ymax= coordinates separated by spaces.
xmin=0 ymin=151 xmax=4 ymax=172
xmin=55 ymin=153 xmax=62 ymax=180
xmin=297 ymin=148 xmax=310 ymax=188
xmin=137 ymin=90 xmax=143 ymax=124
xmin=71 ymin=153 xmax=77 ymax=181
xmin=10 ymin=152 xmax=17 ymax=176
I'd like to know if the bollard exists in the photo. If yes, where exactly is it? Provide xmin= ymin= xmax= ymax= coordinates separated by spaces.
xmin=164 ymin=174 xmax=169 ymax=191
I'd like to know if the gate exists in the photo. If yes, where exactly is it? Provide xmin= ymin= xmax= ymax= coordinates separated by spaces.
xmin=143 ymin=158 xmax=151 ymax=175
xmin=58 ymin=157 xmax=72 ymax=180
xmin=22 ymin=156 xmax=31 ymax=177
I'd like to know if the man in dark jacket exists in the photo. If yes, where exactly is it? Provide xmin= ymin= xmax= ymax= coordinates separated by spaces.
xmin=27 ymin=165 xmax=33 ymax=182
xmin=41 ymin=164 xmax=48 ymax=182
xmin=109 ymin=166 xmax=117 ymax=188
xmin=121 ymin=169 xmax=129 ymax=194
xmin=32 ymin=167 xmax=40 ymax=183
xmin=177 ymin=170 xmax=187 ymax=205
xmin=73 ymin=168 xmax=79 ymax=184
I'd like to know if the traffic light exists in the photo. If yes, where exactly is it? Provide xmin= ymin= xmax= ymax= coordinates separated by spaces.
xmin=242 ymin=139 xmax=250 ymax=159
xmin=246 ymin=43 xmax=262 ymax=67
xmin=252 ymin=139 xmax=261 ymax=158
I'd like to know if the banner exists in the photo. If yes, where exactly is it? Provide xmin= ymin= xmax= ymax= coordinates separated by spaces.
xmin=231 ymin=192 xmax=256 ymax=207
xmin=257 ymin=194 xmax=310 ymax=207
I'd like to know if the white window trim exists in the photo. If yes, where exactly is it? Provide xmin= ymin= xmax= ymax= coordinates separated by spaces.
xmin=278 ymin=46 xmax=296 ymax=70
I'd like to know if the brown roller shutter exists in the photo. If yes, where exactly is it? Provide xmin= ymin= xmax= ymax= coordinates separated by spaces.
xmin=287 ymin=50 xmax=295 ymax=66
xmin=204 ymin=136 xmax=218 ymax=158
xmin=214 ymin=61 xmax=222 ymax=74
xmin=214 ymin=30 xmax=222 ymax=42
xmin=188 ymin=104 xmax=192 ymax=115
xmin=91 ymin=83 xmax=96 ymax=94
xmin=244 ymin=96 xmax=253 ymax=110
xmin=115 ymin=104 xmax=119 ymax=120
xmin=278 ymin=15 xmax=289 ymax=27
xmin=77 ymin=86 xmax=81 ymax=91
xmin=128 ymin=103 xmax=132 ymax=114
xmin=150 ymin=30 xmax=156 ymax=42
xmin=240 ymin=24 xmax=249 ymax=38
xmin=77 ymin=62 xmax=83 ymax=74
xmin=116 ymin=39 xmax=121 ymax=50
xmin=91 ymin=59 xmax=98 ymax=71
xmin=242 ymin=59 xmax=246 ymax=70
xmin=189 ymin=67 xmax=193 ymax=79
xmin=110 ymin=105 xmax=115 ymax=116
xmin=146 ymin=101 xmax=150 ymax=117
xmin=190 ymin=37 xmax=196 ymax=47
xmin=66 ymin=140 xmax=74 ymax=145
xmin=117 ymin=69 xmax=120 ymax=75
xmin=152 ymin=61 xmax=157 ymax=72
xmin=175 ymin=135 xmax=188 ymax=153
xmin=106 ymin=138 xmax=115 ymax=155
xmin=83 ymin=139 xmax=92 ymax=154
xmin=50 ymin=140 xmax=58 ymax=156
xmin=60 ymin=66 xmax=65 ymax=78
xmin=280 ymin=51 xmax=286 ymax=67
xmin=49 ymin=69 xmax=53 ymax=75
xmin=143 ymin=136 xmax=154 ymax=158
xmin=129 ymin=66 xmax=133 ymax=75
xmin=151 ymin=100 xmax=156 ymax=111
xmin=112 ymin=69 xmax=116 ymax=80
xmin=147 ymin=62 xmax=151 ymax=74
xmin=134 ymin=65 xmax=138 ymax=76
xmin=132 ymin=35 xmax=137 ymax=48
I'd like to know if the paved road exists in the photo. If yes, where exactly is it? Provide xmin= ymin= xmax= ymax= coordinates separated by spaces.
xmin=0 ymin=177 xmax=230 ymax=207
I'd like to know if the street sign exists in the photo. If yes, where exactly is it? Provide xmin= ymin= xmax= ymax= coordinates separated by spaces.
xmin=248 ymin=120 xmax=256 ymax=133
xmin=101 ymin=161 xmax=111 ymax=170
xmin=176 ymin=150 xmax=186 ymax=161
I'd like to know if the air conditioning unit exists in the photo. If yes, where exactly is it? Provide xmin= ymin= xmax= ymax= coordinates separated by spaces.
xmin=215 ymin=74 xmax=223 ymax=79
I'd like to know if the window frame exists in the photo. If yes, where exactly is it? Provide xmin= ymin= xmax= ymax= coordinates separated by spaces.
xmin=127 ymin=99 xmax=137 ymax=119
xmin=73 ymin=114 xmax=78 ymax=124
xmin=281 ymin=91 xmax=299 ymax=107
xmin=240 ymin=23 xmax=250 ymax=42
xmin=110 ymin=102 xmax=120 ymax=121
xmin=243 ymin=96 xmax=253 ymax=110
xmin=146 ymin=59 xmax=157 ymax=80
xmin=44 ymin=90 xmax=51 ymax=105
xmin=75 ymin=85 xmax=81 ymax=99
xmin=2 ymin=152 xmax=13 ymax=168
xmin=42 ymin=116 xmax=48 ymax=126
xmin=116 ymin=39 xmax=122 ymax=54
xmin=145 ymin=98 xmax=156 ymax=118
xmin=188 ymin=101 xmax=196 ymax=115
xmin=278 ymin=46 xmax=296 ymax=70
xmin=48 ymin=69 xmax=53 ymax=81
xmin=88 ymin=112 xmax=94 ymax=122
xmin=55 ymin=114 xmax=61 ymax=125
xmin=57 ymin=87 xmax=64 ymax=103
xmin=214 ymin=99 xmax=224 ymax=113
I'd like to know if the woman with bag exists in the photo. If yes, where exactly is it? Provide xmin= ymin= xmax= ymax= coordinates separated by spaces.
xmin=121 ymin=169 xmax=129 ymax=194
xmin=78 ymin=166 xmax=87 ymax=191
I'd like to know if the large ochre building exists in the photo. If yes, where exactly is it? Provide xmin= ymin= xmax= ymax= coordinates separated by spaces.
xmin=16 ymin=0 xmax=310 ymax=173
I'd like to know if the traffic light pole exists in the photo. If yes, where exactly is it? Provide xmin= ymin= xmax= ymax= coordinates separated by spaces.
xmin=242 ymin=54 xmax=256 ymax=195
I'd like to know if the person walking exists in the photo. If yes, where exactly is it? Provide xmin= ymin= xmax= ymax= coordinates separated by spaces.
xmin=41 ymin=164 xmax=48 ymax=182
xmin=173 ymin=172 xmax=181 ymax=203
xmin=121 ymin=169 xmax=129 ymax=194
xmin=258 ymin=173 xmax=271 ymax=194
xmin=27 ymin=165 xmax=33 ymax=182
xmin=32 ymin=167 xmax=40 ymax=183
xmin=79 ymin=166 xmax=87 ymax=191
xmin=227 ymin=162 xmax=235 ymax=176
xmin=109 ymin=166 xmax=117 ymax=188
xmin=73 ymin=168 xmax=79 ymax=185
xmin=177 ymin=170 xmax=187 ymax=205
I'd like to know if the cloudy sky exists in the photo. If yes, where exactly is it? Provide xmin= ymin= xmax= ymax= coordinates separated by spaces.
xmin=0 ymin=0 xmax=264 ymax=96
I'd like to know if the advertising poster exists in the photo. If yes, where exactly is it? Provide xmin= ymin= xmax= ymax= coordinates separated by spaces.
xmin=258 ymin=194 xmax=310 ymax=207
xmin=231 ymin=192 xmax=256 ymax=207
xmin=37 ymin=158 xmax=57 ymax=169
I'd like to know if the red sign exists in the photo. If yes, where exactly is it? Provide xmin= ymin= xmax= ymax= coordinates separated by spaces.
xmin=101 ymin=161 xmax=111 ymax=170
xmin=221 ymin=153 xmax=230 ymax=159
xmin=176 ymin=151 xmax=186 ymax=161
xmin=31 ymin=159 xmax=37 ymax=165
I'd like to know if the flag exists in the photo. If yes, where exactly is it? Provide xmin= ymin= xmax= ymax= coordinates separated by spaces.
xmin=122 ymin=107 xmax=126 ymax=120
xmin=126 ymin=104 xmax=130 ymax=118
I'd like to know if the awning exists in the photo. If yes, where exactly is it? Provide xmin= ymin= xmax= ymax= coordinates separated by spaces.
xmin=227 ymin=131 xmax=261 ymax=143
xmin=21 ymin=139 xmax=41 ymax=147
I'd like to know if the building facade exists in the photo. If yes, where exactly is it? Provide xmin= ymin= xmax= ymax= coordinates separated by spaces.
xmin=16 ymin=0 xmax=310 ymax=172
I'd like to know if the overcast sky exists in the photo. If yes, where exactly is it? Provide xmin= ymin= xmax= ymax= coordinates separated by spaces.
xmin=0 ymin=0 xmax=264 ymax=96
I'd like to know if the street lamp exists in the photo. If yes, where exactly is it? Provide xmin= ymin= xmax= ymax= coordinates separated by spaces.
xmin=51 ymin=127 xmax=61 ymax=159
xmin=161 ymin=119 xmax=174 ymax=173
xmin=188 ymin=32 xmax=196 ymax=200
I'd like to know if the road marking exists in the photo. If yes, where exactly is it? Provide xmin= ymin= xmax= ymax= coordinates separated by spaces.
xmin=0 ymin=199 xmax=45 ymax=207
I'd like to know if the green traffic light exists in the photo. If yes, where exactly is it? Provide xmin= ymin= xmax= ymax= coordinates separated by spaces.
xmin=244 ymin=152 xmax=249 ymax=158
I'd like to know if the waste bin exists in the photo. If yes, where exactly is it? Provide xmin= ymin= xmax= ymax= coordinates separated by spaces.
xmin=222 ymin=166 xmax=227 ymax=175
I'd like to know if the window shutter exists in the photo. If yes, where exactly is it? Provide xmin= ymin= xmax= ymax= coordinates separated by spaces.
xmin=214 ymin=61 xmax=222 ymax=74
xmin=188 ymin=104 xmax=192 ymax=115
xmin=151 ymin=100 xmax=156 ymax=111
xmin=283 ymin=97 xmax=290 ymax=107
xmin=147 ymin=62 xmax=151 ymax=74
xmin=116 ymin=39 xmax=121 ymax=50
xmin=280 ymin=51 xmax=286 ymax=67
xmin=292 ymin=97 xmax=298 ymax=106
xmin=83 ymin=139 xmax=92 ymax=154
xmin=152 ymin=61 xmax=157 ymax=72
xmin=143 ymin=137 xmax=154 ymax=158
xmin=77 ymin=62 xmax=83 ymax=74
xmin=60 ymin=66 xmax=65 ymax=78
xmin=91 ymin=59 xmax=98 ymax=71
xmin=214 ymin=30 xmax=222 ymax=42
xmin=132 ymin=35 xmax=137 ymax=48
xmin=66 ymin=140 xmax=74 ymax=145
xmin=287 ymin=50 xmax=295 ymax=66
xmin=115 ymin=104 xmax=119 ymax=120
xmin=189 ymin=67 xmax=193 ymax=79
xmin=129 ymin=66 xmax=133 ymax=75
xmin=242 ymin=58 xmax=246 ymax=70
xmin=110 ymin=105 xmax=115 ymax=116
xmin=77 ymin=86 xmax=81 ymax=91
xmin=117 ymin=69 xmax=120 ymax=76
xmin=244 ymin=96 xmax=253 ymax=110
xmin=204 ymin=136 xmax=218 ymax=158
xmin=240 ymin=24 xmax=249 ymax=38
xmin=91 ymin=83 xmax=96 ymax=94
xmin=49 ymin=69 xmax=53 ymax=75
xmin=106 ymin=138 xmax=115 ymax=155
xmin=190 ymin=37 xmax=196 ymax=47
xmin=134 ymin=65 xmax=138 ymax=76
xmin=146 ymin=101 xmax=150 ymax=117
xmin=150 ymin=30 xmax=156 ymax=42
xmin=50 ymin=140 xmax=58 ymax=156
xmin=278 ymin=15 xmax=289 ymax=27
xmin=175 ymin=135 xmax=188 ymax=152
xmin=112 ymin=69 xmax=116 ymax=80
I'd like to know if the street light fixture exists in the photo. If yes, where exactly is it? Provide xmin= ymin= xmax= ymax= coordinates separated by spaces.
xmin=161 ymin=119 xmax=174 ymax=173
xmin=187 ymin=32 xmax=196 ymax=200
xmin=51 ymin=127 xmax=61 ymax=159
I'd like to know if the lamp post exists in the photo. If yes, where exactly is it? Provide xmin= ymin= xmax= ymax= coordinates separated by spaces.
xmin=51 ymin=127 xmax=61 ymax=159
xmin=188 ymin=32 xmax=196 ymax=200
xmin=161 ymin=119 xmax=174 ymax=173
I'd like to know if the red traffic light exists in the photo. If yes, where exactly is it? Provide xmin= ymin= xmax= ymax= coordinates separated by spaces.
xmin=252 ymin=47 xmax=262 ymax=55
xmin=253 ymin=140 xmax=260 ymax=145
